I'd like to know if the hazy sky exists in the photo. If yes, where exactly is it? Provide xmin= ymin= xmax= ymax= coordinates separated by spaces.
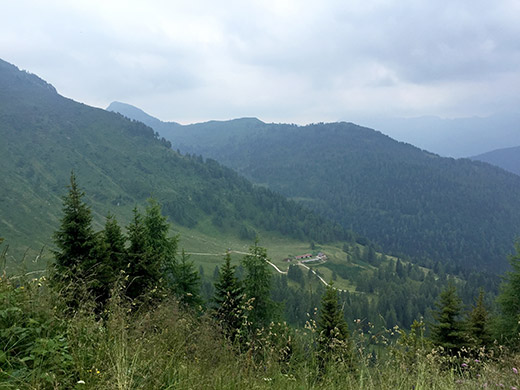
xmin=2 ymin=0 xmax=520 ymax=124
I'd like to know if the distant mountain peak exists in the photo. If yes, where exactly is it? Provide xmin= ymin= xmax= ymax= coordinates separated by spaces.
xmin=107 ymin=101 xmax=180 ymax=127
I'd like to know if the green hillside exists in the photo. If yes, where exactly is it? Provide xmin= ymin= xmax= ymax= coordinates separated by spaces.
xmin=109 ymin=103 xmax=520 ymax=272
xmin=1 ymin=59 xmax=497 ymax=333
xmin=0 ymin=59 xmax=349 ymax=267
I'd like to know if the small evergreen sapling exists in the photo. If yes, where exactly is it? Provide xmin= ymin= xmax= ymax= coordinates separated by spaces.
xmin=430 ymin=283 xmax=466 ymax=354
xmin=466 ymin=289 xmax=492 ymax=348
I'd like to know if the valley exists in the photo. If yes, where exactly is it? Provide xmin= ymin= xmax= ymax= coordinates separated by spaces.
xmin=0 ymin=57 xmax=518 ymax=389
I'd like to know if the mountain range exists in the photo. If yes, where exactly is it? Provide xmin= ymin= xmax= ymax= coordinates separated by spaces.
xmin=0 ymin=59 xmax=349 ymax=264
xmin=354 ymin=113 xmax=520 ymax=158
xmin=108 ymin=102 xmax=520 ymax=272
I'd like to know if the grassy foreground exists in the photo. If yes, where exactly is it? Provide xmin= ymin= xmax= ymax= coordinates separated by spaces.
xmin=2 ymin=274 xmax=520 ymax=390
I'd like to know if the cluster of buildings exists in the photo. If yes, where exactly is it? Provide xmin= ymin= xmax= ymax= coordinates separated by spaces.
xmin=284 ymin=252 xmax=327 ymax=263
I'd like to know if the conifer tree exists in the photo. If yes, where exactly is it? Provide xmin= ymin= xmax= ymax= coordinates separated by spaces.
xmin=125 ymin=207 xmax=149 ymax=299
xmin=430 ymin=283 xmax=466 ymax=353
xmin=169 ymin=249 xmax=202 ymax=308
xmin=242 ymin=239 xmax=275 ymax=329
xmin=496 ymin=241 xmax=520 ymax=345
xmin=102 ymin=213 xmax=126 ymax=273
xmin=52 ymin=172 xmax=96 ymax=287
xmin=213 ymin=251 xmax=244 ymax=338
xmin=125 ymin=200 xmax=178 ymax=300
xmin=88 ymin=214 xmax=127 ymax=307
xmin=144 ymin=198 xmax=177 ymax=270
xmin=317 ymin=283 xmax=350 ymax=361
xmin=466 ymin=289 xmax=492 ymax=348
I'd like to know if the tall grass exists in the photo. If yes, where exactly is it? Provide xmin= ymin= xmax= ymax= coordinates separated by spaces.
xmin=1 ymin=273 xmax=519 ymax=389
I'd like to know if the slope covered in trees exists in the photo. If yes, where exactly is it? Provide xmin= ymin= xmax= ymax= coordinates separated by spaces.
xmin=0 ymin=59 xmax=349 ymax=261
xmin=109 ymin=103 xmax=520 ymax=272
xmin=471 ymin=145 xmax=520 ymax=176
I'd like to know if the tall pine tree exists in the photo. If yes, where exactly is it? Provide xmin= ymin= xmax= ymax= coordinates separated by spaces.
xmin=125 ymin=200 xmax=178 ymax=300
xmin=169 ymin=249 xmax=202 ymax=308
xmin=213 ymin=251 xmax=244 ymax=339
xmin=125 ymin=207 xmax=150 ymax=300
xmin=242 ymin=239 xmax=275 ymax=329
xmin=89 ymin=214 xmax=127 ymax=307
xmin=52 ymin=172 xmax=97 ymax=289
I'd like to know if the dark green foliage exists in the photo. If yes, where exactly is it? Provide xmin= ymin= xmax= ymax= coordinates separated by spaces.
xmin=125 ymin=201 xmax=178 ymax=301
xmin=101 ymin=213 xmax=126 ymax=273
xmin=168 ymin=249 xmax=202 ymax=308
xmin=466 ymin=289 xmax=492 ymax=348
xmin=125 ymin=207 xmax=151 ymax=300
xmin=1 ymin=59 xmax=352 ymax=263
xmin=213 ymin=252 xmax=244 ymax=338
xmin=0 ymin=277 xmax=73 ymax=386
xmin=88 ymin=214 xmax=127 ymax=306
xmin=317 ymin=284 xmax=350 ymax=362
xmin=241 ymin=240 xmax=275 ymax=329
xmin=287 ymin=264 xmax=304 ymax=287
xmin=131 ymin=113 xmax=520 ymax=273
xmin=496 ymin=241 xmax=520 ymax=345
xmin=430 ymin=284 xmax=466 ymax=353
xmin=52 ymin=172 xmax=96 ymax=285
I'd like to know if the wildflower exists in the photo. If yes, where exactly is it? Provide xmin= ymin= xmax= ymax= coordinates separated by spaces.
xmin=513 ymin=367 xmax=518 ymax=374
xmin=461 ymin=363 xmax=468 ymax=368
xmin=77 ymin=380 xmax=85 ymax=384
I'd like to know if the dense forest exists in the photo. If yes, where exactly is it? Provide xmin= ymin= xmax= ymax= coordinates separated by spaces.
xmin=2 ymin=176 xmax=520 ymax=389
xmin=3 ymin=59 xmax=520 ymax=389
xmin=0 ymin=59 xmax=350 ymax=261
xmin=110 ymin=104 xmax=520 ymax=272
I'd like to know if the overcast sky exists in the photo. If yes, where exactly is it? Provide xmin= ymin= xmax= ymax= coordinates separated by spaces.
xmin=2 ymin=0 xmax=520 ymax=124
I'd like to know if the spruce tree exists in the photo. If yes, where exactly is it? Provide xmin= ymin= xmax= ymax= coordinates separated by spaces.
xmin=89 ymin=214 xmax=127 ymax=307
xmin=144 ymin=198 xmax=178 ymax=270
xmin=317 ymin=283 xmax=350 ymax=361
xmin=169 ymin=249 xmax=202 ymax=308
xmin=496 ymin=241 xmax=520 ymax=345
xmin=125 ymin=201 xmax=178 ymax=300
xmin=125 ymin=207 xmax=149 ymax=300
xmin=430 ymin=283 xmax=466 ymax=353
xmin=213 ymin=251 xmax=244 ymax=338
xmin=52 ymin=172 xmax=96 ymax=287
xmin=102 ymin=213 xmax=126 ymax=273
xmin=466 ymin=289 xmax=492 ymax=348
xmin=242 ymin=239 xmax=275 ymax=329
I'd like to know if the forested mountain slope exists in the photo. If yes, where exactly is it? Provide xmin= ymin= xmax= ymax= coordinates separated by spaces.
xmin=0 ymin=59 xmax=349 ymax=260
xmin=471 ymin=146 xmax=520 ymax=176
xmin=109 ymin=103 xmax=520 ymax=272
